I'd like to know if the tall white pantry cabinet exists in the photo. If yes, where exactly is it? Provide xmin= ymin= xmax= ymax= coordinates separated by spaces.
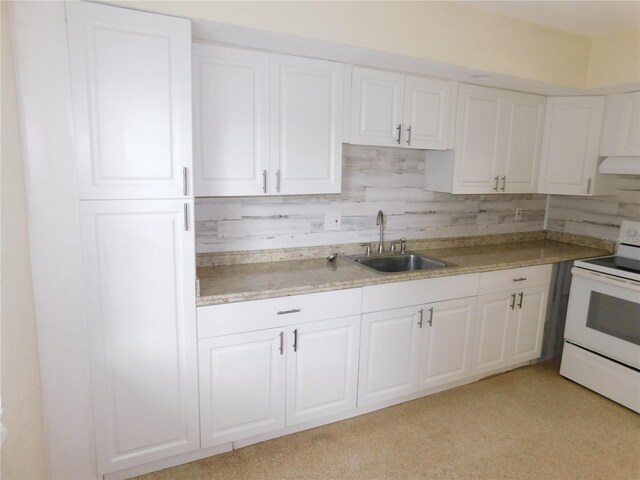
xmin=67 ymin=2 xmax=198 ymax=475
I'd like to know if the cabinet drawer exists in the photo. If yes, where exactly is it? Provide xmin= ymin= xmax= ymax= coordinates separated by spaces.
xmin=197 ymin=288 xmax=362 ymax=338
xmin=478 ymin=264 xmax=552 ymax=295
xmin=362 ymin=273 xmax=479 ymax=313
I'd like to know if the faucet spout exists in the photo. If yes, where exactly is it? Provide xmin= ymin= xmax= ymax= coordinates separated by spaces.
xmin=376 ymin=210 xmax=384 ymax=254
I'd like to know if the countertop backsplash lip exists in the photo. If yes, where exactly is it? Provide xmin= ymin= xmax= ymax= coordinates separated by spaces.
xmin=196 ymin=230 xmax=613 ymax=268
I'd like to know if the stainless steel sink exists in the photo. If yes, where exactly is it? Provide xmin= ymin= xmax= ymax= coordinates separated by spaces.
xmin=347 ymin=253 xmax=456 ymax=274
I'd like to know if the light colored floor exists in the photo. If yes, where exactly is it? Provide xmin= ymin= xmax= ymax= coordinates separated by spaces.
xmin=136 ymin=360 xmax=640 ymax=480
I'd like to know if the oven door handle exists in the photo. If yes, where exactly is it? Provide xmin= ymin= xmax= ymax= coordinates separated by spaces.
xmin=571 ymin=267 xmax=640 ymax=291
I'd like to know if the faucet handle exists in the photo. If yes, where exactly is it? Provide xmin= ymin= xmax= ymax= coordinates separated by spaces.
xmin=390 ymin=242 xmax=398 ymax=254
xmin=400 ymin=238 xmax=406 ymax=254
xmin=360 ymin=243 xmax=372 ymax=257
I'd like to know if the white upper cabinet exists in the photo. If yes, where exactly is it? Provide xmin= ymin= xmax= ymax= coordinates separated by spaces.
xmin=271 ymin=54 xmax=344 ymax=195
xmin=193 ymin=46 xmax=344 ymax=197
xmin=502 ymin=92 xmax=546 ymax=193
xmin=403 ymin=76 xmax=452 ymax=149
xmin=600 ymin=92 xmax=640 ymax=157
xmin=350 ymin=67 xmax=452 ymax=150
xmin=538 ymin=96 xmax=616 ymax=196
xmin=350 ymin=68 xmax=405 ymax=147
xmin=424 ymin=84 xmax=544 ymax=194
xmin=192 ymin=45 xmax=270 ymax=197
xmin=66 ymin=2 xmax=192 ymax=200
xmin=451 ymin=84 xmax=505 ymax=193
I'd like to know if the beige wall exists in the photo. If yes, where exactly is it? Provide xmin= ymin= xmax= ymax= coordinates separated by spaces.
xmin=588 ymin=28 xmax=640 ymax=89
xmin=1 ymin=2 xmax=49 ymax=479
xmin=113 ymin=0 xmax=595 ymax=89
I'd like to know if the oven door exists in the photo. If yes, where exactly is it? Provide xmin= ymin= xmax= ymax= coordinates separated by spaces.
xmin=565 ymin=267 xmax=640 ymax=369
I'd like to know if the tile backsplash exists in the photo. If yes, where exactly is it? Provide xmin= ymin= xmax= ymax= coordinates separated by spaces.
xmin=545 ymin=176 xmax=640 ymax=243
xmin=195 ymin=145 xmax=546 ymax=253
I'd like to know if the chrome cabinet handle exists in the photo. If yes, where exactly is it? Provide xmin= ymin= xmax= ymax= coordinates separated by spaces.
xmin=493 ymin=176 xmax=499 ymax=192
xmin=276 ymin=170 xmax=281 ymax=193
xmin=395 ymin=124 xmax=402 ymax=144
xmin=279 ymin=332 xmax=284 ymax=355
xmin=418 ymin=308 xmax=424 ymax=328
xmin=587 ymin=178 xmax=592 ymax=195
xmin=428 ymin=307 xmax=434 ymax=327
xmin=183 ymin=203 xmax=189 ymax=231
xmin=518 ymin=292 xmax=524 ymax=309
xmin=406 ymin=126 xmax=412 ymax=146
xmin=182 ymin=167 xmax=188 ymax=196
xmin=512 ymin=277 xmax=527 ymax=282
xmin=500 ymin=176 xmax=506 ymax=192
xmin=510 ymin=293 xmax=516 ymax=310
xmin=293 ymin=329 xmax=298 ymax=352
xmin=277 ymin=308 xmax=301 ymax=315
xmin=262 ymin=170 xmax=267 ymax=193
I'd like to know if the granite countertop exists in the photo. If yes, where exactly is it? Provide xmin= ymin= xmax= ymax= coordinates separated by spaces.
xmin=197 ymin=239 xmax=610 ymax=306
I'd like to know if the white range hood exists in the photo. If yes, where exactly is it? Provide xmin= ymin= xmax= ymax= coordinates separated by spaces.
xmin=599 ymin=156 xmax=640 ymax=175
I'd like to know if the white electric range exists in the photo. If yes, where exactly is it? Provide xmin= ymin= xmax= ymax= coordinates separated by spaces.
xmin=561 ymin=220 xmax=640 ymax=413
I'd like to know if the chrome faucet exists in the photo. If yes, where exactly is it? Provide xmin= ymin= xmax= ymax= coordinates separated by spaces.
xmin=376 ymin=210 xmax=384 ymax=254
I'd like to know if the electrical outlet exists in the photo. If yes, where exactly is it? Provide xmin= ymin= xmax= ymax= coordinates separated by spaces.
xmin=514 ymin=208 xmax=522 ymax=221
xmin=324 ymin=212 xmax=341 ymax=231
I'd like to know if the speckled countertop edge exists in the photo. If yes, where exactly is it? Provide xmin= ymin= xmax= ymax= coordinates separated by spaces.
xmin=196 ymin=237 xmax=611 ymax=306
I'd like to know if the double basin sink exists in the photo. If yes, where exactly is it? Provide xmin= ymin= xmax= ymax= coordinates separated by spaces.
xmin=345 ymin=252 xmax=456 ymax=274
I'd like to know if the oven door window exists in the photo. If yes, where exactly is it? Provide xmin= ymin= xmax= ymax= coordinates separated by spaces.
xmin=586 ymin=292 xmax=640 ymax=346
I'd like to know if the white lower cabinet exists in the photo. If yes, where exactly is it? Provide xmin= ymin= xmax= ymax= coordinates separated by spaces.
xmin=199 ymin=328 xmax=286 ymax=448
xmin=471 ymin=285 xmax=549 ymax=376
xmin=418 ymin=297 xmax=476 ymax=390
xmin=286 ymin=316 xmax=360 ymax=426
xmin=196 ymin=265 xmax=551 ymax=458
xmin=198 ymin=302 xmax=361 ymax=448
xmin=358 ymin=307 xmax=422 ymax=406
xmin=358 ymin=296 xmax=476 ymax=407
xmin=80 ymin=199 xmax=199 ymax=474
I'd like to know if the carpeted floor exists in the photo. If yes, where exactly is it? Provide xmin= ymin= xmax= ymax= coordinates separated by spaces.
xmin=135 ymin=360 xmax=640 ymax=480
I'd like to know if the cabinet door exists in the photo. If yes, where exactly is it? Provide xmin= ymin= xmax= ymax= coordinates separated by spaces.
xmin=452 ymin=84 xmax=506 ymax=193
xmin=199 ymin=328 xmax=286 ymax=448
xmin=538 ymin=96 xmax=605 ymax=195
xmin=271 ymin=54 xmax=343 ymax=194
xmin=192 ymin=44 xmax=270 ymax=196
xmin=508 ymin=286 xmax=548 ymax=365
xmin=350 ymin=67 xmax=405 ymax=147
xmin=286 ymin=316 xmax=360 ymax=426
xmin=358 ymin=307 xmax=421 ymax=407
xmin=470 ymin=292 xmax=512 ymax=377
xmin=79 ymin=200 xmax=198 ymax=474
xmin=67 ymin=2 xmax=192 ymax=200
xmin=403 ymin=76 xmax=451 ymax=150
xmin=418 ymin=297 xmax=475 ymax=391
xmin=600 ymin=92 xmax=640 ymax=157
xmin=502 ymin=92 xmax=545 ymax=193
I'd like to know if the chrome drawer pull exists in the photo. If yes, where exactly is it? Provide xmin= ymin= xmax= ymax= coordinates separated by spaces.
xmin=512 ymin=277 xmax=527 ymax=282
xmin=518 ymin=292 xmax=524 ymax=309
xmin=418 ymin=308 xmax=424 ymax=328
xmin=277 ymin=308 xmax=301 ymax=315
xmin=293 ymin=329 xmax=298 ymax=352
xmin=279 ymin=332 xmax=284 ymax=355
xmin=510 ymin=293 xmax=516 ymax=310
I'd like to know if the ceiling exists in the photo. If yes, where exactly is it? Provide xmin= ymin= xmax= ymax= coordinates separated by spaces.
xmin=461 ymin=1 xmax=640 ymax=38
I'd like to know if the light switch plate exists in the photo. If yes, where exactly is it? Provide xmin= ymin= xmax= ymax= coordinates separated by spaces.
xmin=325 ymin=212 xmax=341 ymax=230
